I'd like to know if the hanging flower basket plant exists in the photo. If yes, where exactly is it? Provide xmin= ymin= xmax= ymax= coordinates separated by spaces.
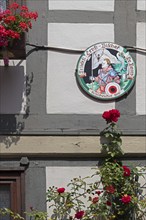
xmin=0 ymin=2 xmax=38 ymax=63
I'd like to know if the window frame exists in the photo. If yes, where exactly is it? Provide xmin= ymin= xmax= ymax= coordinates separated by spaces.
xmin=0 ymin=170 xmax=25 ymax=216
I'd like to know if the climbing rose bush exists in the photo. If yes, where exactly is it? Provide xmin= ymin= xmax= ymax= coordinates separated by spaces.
xmin=46 ymin=109 xmax=146 ymax=220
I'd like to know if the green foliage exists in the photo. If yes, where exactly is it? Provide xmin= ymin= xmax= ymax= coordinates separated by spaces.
xmin=0 ymin=208 xmax=24 ymax=220
xmin=100 ymin=122 xmax=124 ymax=158
xmin=46 ymin=161 xmax=146 ymax=220
xmin=0 ymin=208 xmax=47 ymax=220
xmin=25 ymin=209 xmax=47 ymax=220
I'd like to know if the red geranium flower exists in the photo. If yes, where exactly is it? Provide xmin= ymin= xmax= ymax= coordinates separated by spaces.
xmin=75 ymin=211 xmax=84 ymax=219
xmin=121 ymin=195 xmax=131 ymax=204
xmin=19 ymin=22 xmax=28 ymax=30
xmin=4 ymin=15 xmax=16 ymax=23
xmin=122 ymin=166 xmax=131 ymax=176
xmin=29 ymin=11 xmax=38 ymax=20
xmin=57 ymin=187 xmax=65 ymax=193
xmin=7 ymin=30 xmax=20 ymax=39
xmin=92 ymin=196 xmax=99 ymax=204
xmin=105 ymin=185 xmax=115 ymax=194
xmin=20 ymin=11 xmax=30 ymax=19
xmin=3 ymin=9 xmax=11 ymax=15
xmin=21 ymin=5 xmax=29 ymax=11
xmin=9 ymin=3 xmax=19 ymax=9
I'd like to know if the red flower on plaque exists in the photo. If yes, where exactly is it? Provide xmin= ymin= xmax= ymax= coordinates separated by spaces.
xmin=121 ymin=195 xmax=131 ymax=204
xmin=75 ymin=211 xmax=84 ymax=219
xmin=57 ymin=187 xmax=65 ymax=194
xmin=122 ymin=166 xmax=131 ymax=177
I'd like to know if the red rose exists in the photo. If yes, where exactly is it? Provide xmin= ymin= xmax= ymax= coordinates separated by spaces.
xmin=57 ymin=187 xmax=65 ymax=193
xmin=96 ymin=190 xmax=102 ymax=195
xmin=75 ymin=211 xmax=84 ymax=219
xmin=92 ymin=196 xmax=99 ymax=204
xmin=102 ymin=109 xmax=120 ymax=123
xmin=121 ymin=195 xmax=131 ymax=204
xmin=109 ymin=109 xmax=120 ymax=122
xmin=106 ymin=201 xmax=112 ymax=206
xmin=122 ymin=166 xmax=131 ymax=177
xmin=102 ymin=111 xmax=111 ymax=122
xmin=105 ymin=185 xmax=115 ymax=194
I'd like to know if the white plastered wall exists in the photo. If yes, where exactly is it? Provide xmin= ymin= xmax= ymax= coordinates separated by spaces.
xmin=49 ymin=0 xmax=114 ymax=11
xmin=46 ymin=166 xmax=101 ymax=214
xmin=47 ymin=23 xmax=115 ymax=114
xmin=136 ymin=23 xmax=146 ymax=115
xmin=137 ymin=0 xmax=146 ymax=10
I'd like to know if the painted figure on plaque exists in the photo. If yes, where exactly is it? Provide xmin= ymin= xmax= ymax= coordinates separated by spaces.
xmin=76 ymin=43 xmax=136 ymax=100
xmin=95 ymin=58 xmax=120 ymax=94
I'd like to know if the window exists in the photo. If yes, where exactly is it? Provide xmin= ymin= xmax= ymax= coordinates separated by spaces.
xmin=0 ymin=170 xmax=25 ymax=219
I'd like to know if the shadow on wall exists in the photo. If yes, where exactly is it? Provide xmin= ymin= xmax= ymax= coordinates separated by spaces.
xmin=0 ymin=65 xmax=33 ymax=148
xmin=0 ymin=66 xmax=25 ymax=113
xmin=0 ymin=115 xmax=24 ymax=148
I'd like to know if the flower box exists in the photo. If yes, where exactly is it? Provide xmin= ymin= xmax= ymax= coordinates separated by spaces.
xmin=0 ymin=2 xmax=38 ymax=62
xmin=0 ymin=34 xmax=26 ymax=59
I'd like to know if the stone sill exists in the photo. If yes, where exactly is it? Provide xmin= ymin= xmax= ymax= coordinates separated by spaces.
xmin=0 ymin=136 xmax=145 ymax=158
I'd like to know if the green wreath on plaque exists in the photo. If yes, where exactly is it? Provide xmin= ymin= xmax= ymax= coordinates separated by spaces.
xmin=76 ymin=42 xmax=136 ymax=100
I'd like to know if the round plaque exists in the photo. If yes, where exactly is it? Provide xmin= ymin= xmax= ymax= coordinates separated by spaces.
xmin=76 ymin=42 xmax=136 ymax=100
